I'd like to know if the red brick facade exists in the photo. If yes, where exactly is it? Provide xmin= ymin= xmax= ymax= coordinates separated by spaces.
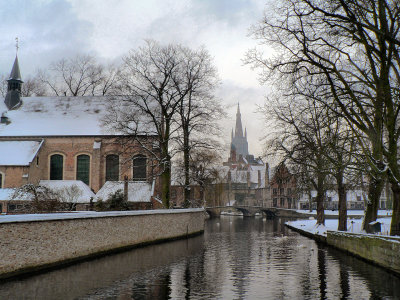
xmin=0 ymin=136 xmax=160 ymax=194
xmin=270 ymin=164 xmax=297 ymax=209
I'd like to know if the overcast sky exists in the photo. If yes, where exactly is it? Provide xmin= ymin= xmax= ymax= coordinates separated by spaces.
xmin=0 ymin=0 xmax=270 ymax=158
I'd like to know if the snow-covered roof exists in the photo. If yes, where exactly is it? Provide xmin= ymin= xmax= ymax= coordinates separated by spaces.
xmin=96 ymin=181 xmax=152 ymax=202
xmin=0 ymin=96 xmax=156 ymax=137
xmin=0 ymin=188 xmax=33 ymax=201
xmin=39 ymin=180 xmax=95 ymax=203
xmin=0 ymin=140 xmax=43 ymax=166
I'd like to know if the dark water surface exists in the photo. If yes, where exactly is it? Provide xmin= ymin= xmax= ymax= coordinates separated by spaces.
xmin=1 ymin=217 xmax=400 ymax=299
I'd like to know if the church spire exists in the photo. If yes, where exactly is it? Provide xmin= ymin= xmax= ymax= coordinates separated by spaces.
xmin=4 ymin=49 xmax=23 ymax=110
xmin=235 ymin=103 xmax=243 ymax=137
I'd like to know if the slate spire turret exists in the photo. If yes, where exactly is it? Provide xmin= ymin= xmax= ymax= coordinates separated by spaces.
xmin=4 ymin=55 xmax=23 ymax=110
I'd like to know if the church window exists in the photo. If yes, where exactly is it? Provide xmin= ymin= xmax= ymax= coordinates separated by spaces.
xmin=132 ymin=155 xmax=147 ymax=181
xmin=76 ymin=155 xmax=90 ymax=185
xmin=50 ymin=154 xmax=63 ymax=180
xmin=106 ymin=155 xmax=119 ymax=181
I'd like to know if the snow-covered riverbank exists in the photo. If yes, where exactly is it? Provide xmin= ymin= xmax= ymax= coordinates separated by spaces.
xmin=286 ymin=217 xmax=392 ymax=237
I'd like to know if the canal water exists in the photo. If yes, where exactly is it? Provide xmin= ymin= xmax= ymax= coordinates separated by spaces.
xmin=1 ymin=216 xmax=400 ymax=299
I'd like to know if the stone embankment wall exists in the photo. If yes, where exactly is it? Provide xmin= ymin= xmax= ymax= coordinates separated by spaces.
xmin=327 ymin=231 xmax=400 ymax=275
xmin=0 ymin=209 xmax=205 ymax=279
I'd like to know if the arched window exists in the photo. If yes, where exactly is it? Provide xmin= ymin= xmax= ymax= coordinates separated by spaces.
xmin=132 ymin=155 xmax=147 ymax=181
xmin=106 ymin=154 xmax=119 ymax=181
xmin=76 ymin=154 xmax=90 ymax=185
xmin=50 ymin=154 xmax=63 ymax=180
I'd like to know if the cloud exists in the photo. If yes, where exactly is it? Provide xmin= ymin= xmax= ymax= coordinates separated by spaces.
xmin=0 ymin=0 xmax=92 ymax=75
xmin=0 ymin=0 xmax=270 ymax=159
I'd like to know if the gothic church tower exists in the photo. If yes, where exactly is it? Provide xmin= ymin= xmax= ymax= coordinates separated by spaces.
xmin=229 ymin=103 xmax=249 ymax=161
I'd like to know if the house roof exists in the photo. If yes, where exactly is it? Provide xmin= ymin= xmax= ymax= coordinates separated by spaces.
xmin=39 ymin=180 xmax=96 ymax=203
xmin=96 ymin=181 xmax=152 ymax=202
xmin=0 ymin=96 xmax=156 ymax=137
xmin=0 ymin=188 xmax=33 ymax=201
xmin=0 ymin=139 xmax=43 ymax=166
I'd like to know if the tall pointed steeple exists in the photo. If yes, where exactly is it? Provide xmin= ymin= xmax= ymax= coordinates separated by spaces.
xmin=235 ymin=103 xmax=244 ymax=137
xmin=229 ymin=102 xmax=249 ymax=161
xmin=9 ymin=56 xmax=22 ymax=81
xmin=4 ymin=55 xmax=23 ymax=110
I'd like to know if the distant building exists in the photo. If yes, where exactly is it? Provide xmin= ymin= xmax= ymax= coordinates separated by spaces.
xmin=221 ymin=103 xmax=270 ymax=207
xmin=269 ymin=163 xmax=297 ymax=209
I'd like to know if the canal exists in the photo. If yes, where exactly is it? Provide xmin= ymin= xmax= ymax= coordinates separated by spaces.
xmin=1 ymin=216 xmax=400 ymax=299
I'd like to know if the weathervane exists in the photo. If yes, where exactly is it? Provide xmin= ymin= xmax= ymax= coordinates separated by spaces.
xmin=15 ymin=37 xmax=19 ymax=54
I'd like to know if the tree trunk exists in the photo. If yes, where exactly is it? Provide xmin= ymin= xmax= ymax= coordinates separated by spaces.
xmin=362 ymin=174 xmax=383 ymax=232
xmin=316 ymin=175 xmax=325 ymax=225
xmin=308 ymin=190 xmax=312 ymax=212
xmin=161 ymin=166 xmax=171 ymax=208
xmin=390 ymin=184 xmax=400 ymax=236
xmin=160 ymin=142 xmax=171 ymax=208
xmin=183 ymin=128 xmax=190 ymax=208
xmin=337 ymin=175 xmax=347 ymax=231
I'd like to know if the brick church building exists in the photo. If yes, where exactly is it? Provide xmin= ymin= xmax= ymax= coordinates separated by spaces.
xmin=0 ymin=56 xmax=161 ymax=210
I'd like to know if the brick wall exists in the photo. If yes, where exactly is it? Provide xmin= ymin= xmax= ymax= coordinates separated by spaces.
xmin=1 ymin=136 xmax=160 ymax=193
xmin=327 ymin=231 xmax=400 ymax=274
xmin=0 ymin=209 xmax=205 ymax=279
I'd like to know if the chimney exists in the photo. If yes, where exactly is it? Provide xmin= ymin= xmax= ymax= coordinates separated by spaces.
xmin=1 ymin=112 xmax=9 ymax=124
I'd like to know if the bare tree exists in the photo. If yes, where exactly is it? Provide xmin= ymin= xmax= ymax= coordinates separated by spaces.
xmin=174 ymin=46 xmax=222 ymax=207
xmin=105 ymin=41 xmax=204 ymax=207
xmin=38 ymin=54 xmax=121 ymax=97
xmin=12 ymin=184 xmax=61 ymax=213
xmin=263 ymin=96 xmax=332 ymax=225
xmin=21 ymin=75 xmax=47 ymax=97
xmin=247 ymin=0 xmax=400 ymax=235
xmin=55 ymin=184 xmax=83 ymax=211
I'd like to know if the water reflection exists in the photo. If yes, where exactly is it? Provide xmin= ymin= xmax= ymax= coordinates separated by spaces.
xmin=1 ymin=217 xmax=399 ymax=299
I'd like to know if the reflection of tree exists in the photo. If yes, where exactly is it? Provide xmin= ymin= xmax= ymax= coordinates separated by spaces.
xmin=228 ymin=218 xmax=255 ymax=299
xmin=328 ymin=247 xmax=400 ymax=299
xmin=339 ymin=265 xmax=349 ymax=300
xmin=317 ymin=246 xmax=327 ymax=300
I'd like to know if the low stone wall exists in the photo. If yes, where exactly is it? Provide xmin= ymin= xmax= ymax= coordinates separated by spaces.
xmin=0 ymin=209 xmax=205 ymax=279
xmin=327 ymin=231 xmax=400 ymax=275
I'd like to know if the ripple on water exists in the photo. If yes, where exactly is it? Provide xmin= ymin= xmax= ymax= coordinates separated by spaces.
xmin=0 ymin=217 xmax=399 ymax=299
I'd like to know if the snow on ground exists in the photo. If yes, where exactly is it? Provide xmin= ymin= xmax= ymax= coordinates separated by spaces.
xmin=287 ymin=217 xmax=392 ymax=237
xmin=0 ymin=208 xmax=204 ymax=224
xmin=296 ymin=209 xmax=392 ymax=216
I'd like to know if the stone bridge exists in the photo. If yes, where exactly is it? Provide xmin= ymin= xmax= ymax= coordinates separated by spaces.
xmin=205 ymin=206 xmax=277 ymax=218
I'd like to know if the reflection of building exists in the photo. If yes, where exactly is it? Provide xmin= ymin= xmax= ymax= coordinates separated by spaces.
xmin=0 ymin=56 xmax=161 ymax=211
